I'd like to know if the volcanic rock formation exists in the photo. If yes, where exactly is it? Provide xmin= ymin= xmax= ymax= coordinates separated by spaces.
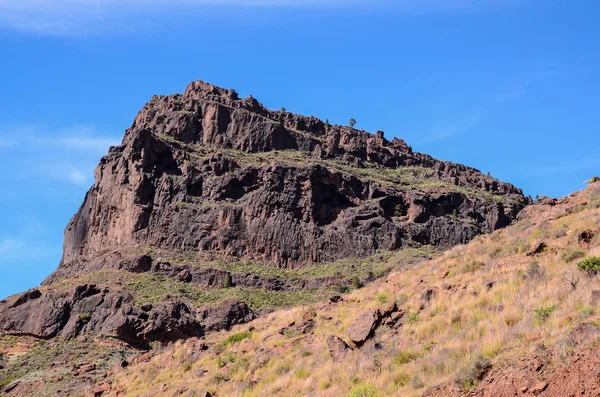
xmin=48 ymin=80 xmax=528 ymax=281
xmin=1 ymin=80 xmax=529 ymax=348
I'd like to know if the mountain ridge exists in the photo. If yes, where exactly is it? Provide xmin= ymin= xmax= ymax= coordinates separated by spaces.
xmin=0 ymin=80 xmax=539 ymax=396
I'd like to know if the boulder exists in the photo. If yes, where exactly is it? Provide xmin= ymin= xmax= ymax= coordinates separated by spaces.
xmin=0 ymin=283 xmax=254 ymax=347
xmin=326 ymin=335 xmax=351 ymax=362
xmin=347 ymin=310 xmax=379 ymax=346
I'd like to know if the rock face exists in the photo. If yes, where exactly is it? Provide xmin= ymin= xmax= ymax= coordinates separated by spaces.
xmin=0 ymin=285 xmax=254 ymax=347
xmin=47 ymin=80 xmax=529 ymax=282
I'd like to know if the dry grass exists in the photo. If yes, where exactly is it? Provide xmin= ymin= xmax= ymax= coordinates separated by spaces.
xmin=110 ymin=184 xmax=600 ymax=397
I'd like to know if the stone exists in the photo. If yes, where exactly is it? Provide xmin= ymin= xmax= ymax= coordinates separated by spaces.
xmin=326 ymin=335 xmax=351 ymax=362
xmin=347 ymin=310 xmax=379 ymax=346
xmin=0 ymin=284 xmax=254 ymax=347
xmin=532 ymin=381 xmax=548 ymax=395
xmin=579 ymin=229 xmax=596 ymax=246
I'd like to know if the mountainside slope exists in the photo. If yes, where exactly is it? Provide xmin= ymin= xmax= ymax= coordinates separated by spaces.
xmin=101 ymin=182 xmax=600 ymax=397
xmin=0 ymin=80 xmax=534 ymax=396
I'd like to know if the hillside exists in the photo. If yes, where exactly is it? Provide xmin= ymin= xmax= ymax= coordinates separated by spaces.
xmin=0 ymin=80 xmax=535 ymax=396
xmin=100 ymin=182 xmax=600 ymax=396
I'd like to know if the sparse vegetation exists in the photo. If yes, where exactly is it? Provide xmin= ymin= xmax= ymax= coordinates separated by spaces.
xmin=69 ymin=185 xmax=600 ymax=397
xmin=534 ymin=305 xmax=556 ymax=322
xmin=222 ymin=332 xmax=252 ymax=346
xmin=577 ymin=257 xmax=600 ymax=276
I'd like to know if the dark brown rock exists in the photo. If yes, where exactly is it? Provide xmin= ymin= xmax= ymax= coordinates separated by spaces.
xmin=579 ymin=229 xmax=596 ymax=246
xmin=420 ymin=287 xmax=439 ymax=310
xmin=0 ymin=284 xmax=254 ymax=347
xmin=44 ymin=80 xmax=528 ymax=283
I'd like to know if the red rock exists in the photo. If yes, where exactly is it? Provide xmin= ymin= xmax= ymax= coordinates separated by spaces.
xmin=532 ymin=381 xmax=548 ymax=395
xmin=326 ymin=335 xmax=351 ymax=362
xmin=347 ymin=310 xmax=379 ymax=345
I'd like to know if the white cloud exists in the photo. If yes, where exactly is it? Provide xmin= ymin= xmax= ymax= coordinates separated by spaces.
xmin=0 ymin=0 xmax=532 ymax=35
xmin=0 ymin=124 xmax=120 ymax=186
xmin=68 ymin=168 xmax=89 ymax=185
xmin=423 ymin=110 xmax=488 ymax=143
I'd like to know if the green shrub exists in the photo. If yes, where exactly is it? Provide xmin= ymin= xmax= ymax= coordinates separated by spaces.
xmin=295 ymin=367 xmax=310 ymax=379
xmin=533 ymin=305 xmax=555 ymax=321
xmin=222 ymin=332 xmax=252 ymax=346
xmin=79 ymin=313 xmax=91 ymax=324
xmin=348 ymin=383 xmax=377 ymax=397
xmin=377 ymin=293 xmax=388 ymax=303
xmin=406 ymin=313 xmax=419 ymax=324
xmin=216 ymin=352 xmax=237 ymax=368
xmin=577 ymin=257 xmax=600 ymax=276
xmin=394 ymin=204 xmax=405 ymax=217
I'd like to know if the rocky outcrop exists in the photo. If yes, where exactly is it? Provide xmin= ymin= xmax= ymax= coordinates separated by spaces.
xmin=0 ymin=285 xmax=254 ymax=347
xmin=326 ymin=335 xmax=352 ymax=362
xmin=346 ymin=302 xmax=399 ymax=346
xmin=45 ymin=80 xmax=528 ymax=283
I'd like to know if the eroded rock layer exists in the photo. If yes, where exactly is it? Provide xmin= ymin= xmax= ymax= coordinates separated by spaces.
xmin=49 ymin=80 xmax=529 ymax=281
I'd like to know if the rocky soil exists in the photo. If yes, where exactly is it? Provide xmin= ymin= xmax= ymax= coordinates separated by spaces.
xmin=94 ymin=182 xmax=600 ymax=397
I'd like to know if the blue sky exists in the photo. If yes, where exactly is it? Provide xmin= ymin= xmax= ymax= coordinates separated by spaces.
xmin=0 ymin=0 xmax=598 ymax=298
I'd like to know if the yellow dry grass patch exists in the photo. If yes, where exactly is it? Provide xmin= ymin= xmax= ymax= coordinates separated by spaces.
xmin=111 ymin=184 xmax=600 ymax=397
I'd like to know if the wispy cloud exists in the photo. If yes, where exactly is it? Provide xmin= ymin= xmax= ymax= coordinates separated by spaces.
xmin=423 ymin=109 xmax=488 ymax=143
xmin=0 ymin=0 xmax=532 ymax=35
xmin=0 ymin=124 xmax=120 ymax=186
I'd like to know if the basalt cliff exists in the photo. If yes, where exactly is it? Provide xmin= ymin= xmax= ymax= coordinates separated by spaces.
xmin=0 ymin=81 xmax=533 ymax=396
xmin=51 ymin=80 xmax=527 ymax=281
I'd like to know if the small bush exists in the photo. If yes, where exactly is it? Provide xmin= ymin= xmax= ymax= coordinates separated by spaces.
xmin=394 ymin=204 xmax=405 ymax=217
xmin=348 ymin=383 xmax=377 ymax=397
xmin=534 ymin=305 xmax=555 ymax=321
xmin=454 ymin=356 xmax=492 ymax=391
xmin=222 ymin=332 xmax=252 ymax=346
xmin=79 ymin=313 xmax=91 ymax=324
xmin=377 ymin=293 xmax=388 ymax=303
xmin=395 ymin=350 xmax=419 ymax=365
xmin=216 ymin=352 xmax=237 ymax=368
xmin=577 ymin=257 xmax=600 ymax=276
xmin=295 ymin=367 xmax=310 ymax=379
xmin=406 ymin=313 xmax=419 ymax=324
xmin=301 ymin=350 xmax=313 ymax=357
